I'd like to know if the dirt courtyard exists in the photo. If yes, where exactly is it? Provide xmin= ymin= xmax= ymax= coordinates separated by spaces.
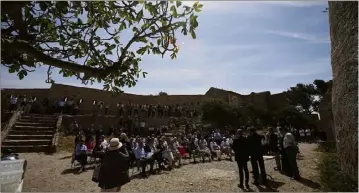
xmin=21 ymin=143 xmax=322 ymax=192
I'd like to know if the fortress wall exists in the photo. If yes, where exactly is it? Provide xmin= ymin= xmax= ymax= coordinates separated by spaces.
xmin=1 ymin=84 xmax=292 ymax=116
xmin=249 ymin=91 xmax=270 ymax=109
xmin=48 ymin=84 xmax=209 ymax=112
xmin=204 ymin=87 xmax=230 ymax=102
xmin=318 ymin=83 xmax=335 ymax=141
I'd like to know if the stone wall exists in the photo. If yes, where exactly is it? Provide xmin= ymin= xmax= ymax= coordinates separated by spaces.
xmin=48 ymin=84 xmax=209 ymax=114
xmin=2 ymin=84 xmax=290 ymax=116
xmin=329 ymin=1 xmax=358 ymax=180
xmin=318 ymin=82 xmax=335 ymax=141
xmin=205 ymin=87 xmax=289 ymax=111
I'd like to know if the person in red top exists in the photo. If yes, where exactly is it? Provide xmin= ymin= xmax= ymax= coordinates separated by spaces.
xmin=86 ymin=139 xmax=95 ymax=150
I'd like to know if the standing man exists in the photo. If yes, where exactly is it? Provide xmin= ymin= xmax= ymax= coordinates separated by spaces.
xmin=231 ymin=129 xmax=250 ymax=189
xmin=279 ymin=127 xmax=301 ymax=180
xmin=268 ymin=127 xmax=281 ymax=171
xmin=247 ymin=127 xmax=267 ymax=186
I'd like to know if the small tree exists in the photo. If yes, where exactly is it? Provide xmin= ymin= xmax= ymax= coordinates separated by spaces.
xmin=1 ymin=1 xmax=202 ymax=92
xmin=273 ymin=105 xmax=310 ymax=128
xmin=201 ymin=99 xmax=241 ymax=128
xmin=158 ymin=91 xmax=168 ymax=96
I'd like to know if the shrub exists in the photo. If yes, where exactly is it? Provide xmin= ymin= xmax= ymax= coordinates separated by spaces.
xmin=318 ymin=152 xmax=358 ymax=192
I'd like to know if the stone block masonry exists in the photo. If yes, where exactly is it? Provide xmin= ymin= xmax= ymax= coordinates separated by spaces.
xmin=2 ymin=83 xmax=290 ymax=114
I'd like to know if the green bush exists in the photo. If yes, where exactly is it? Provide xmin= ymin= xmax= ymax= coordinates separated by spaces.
xmin=318 ymin=152 xmax=358 ymax=192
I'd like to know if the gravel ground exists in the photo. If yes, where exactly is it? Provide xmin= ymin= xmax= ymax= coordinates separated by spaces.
xmin=21 ymin=143 xmax=321 ymax=192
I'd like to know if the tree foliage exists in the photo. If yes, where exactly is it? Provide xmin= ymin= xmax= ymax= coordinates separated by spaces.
xmin=201 ymin=99 xmax=241 ymax=128
xmin=286 ymin=79 xmax=332 ymax=113
xmin=1 ymin=1 xmax=202 ymax=92
xmin=158 ymin=91 xmax=168 ymax=96
xmin=272 ymin=105 xmax=310 ymax=129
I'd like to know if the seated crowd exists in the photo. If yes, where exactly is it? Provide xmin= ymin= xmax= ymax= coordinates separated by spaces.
xmin=73 ymin=129 xmax=235 ymax=176
xmin=73 ymin=124 xmax=304 ymax=190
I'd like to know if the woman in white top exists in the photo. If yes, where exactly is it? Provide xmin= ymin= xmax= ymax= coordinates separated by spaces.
xmin=220 ymin=137 xmax=232 ymax=161
xmin=198 ymin=138 xmax=211 ymax=162
xmin=209 ymin=139 xmax=222 ymax=161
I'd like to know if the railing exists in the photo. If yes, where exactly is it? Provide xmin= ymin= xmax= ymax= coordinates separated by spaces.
xmin=50 ymin=115 xmax=63 ymax=153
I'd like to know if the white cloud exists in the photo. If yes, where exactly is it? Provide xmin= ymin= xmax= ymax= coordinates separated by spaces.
xmin=263 ymin=29 xmax=330 ymax=43
xmin=259 ymin=1 xmax=328 ymax=7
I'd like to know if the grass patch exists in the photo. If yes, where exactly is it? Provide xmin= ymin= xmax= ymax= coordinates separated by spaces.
xmin=57 ymin=134 xmax=113 ymax=152
xmin=57 ymin=135 xmax=75 ymax=152
xmin=318 ymin=152 xmax=358 ymax=192
xmin=315 ymin=141 xmax=336 ymax=153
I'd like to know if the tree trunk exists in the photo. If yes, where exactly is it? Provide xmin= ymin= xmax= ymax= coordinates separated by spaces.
xmin=328 ymin=1 xmax=358 ymax=180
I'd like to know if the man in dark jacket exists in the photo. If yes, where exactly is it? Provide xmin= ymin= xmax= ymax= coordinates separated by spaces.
xmin=268 ymin=127 xmax=281 ymax=171
xmin=231 ymin=129 xmax=250 ymax=189
xmin=247 ymin=127 xmax=267 ymax=186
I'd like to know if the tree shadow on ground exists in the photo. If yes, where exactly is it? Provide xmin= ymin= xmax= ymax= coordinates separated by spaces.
xmin=296 ymin=177 xmax=321 ymax=190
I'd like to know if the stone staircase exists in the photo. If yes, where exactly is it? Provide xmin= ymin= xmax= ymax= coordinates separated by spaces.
xmin=1 ymin=114 xmax=58 ymax=153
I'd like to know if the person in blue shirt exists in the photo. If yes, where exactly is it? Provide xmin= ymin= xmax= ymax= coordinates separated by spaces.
xmin=134 ymin=141 xmax=154 ymax=177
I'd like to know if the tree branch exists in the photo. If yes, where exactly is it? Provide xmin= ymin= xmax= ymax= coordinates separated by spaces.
xmin=3 ymin=39 xmax=107 ymax=76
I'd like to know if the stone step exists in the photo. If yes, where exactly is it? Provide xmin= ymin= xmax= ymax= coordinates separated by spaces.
xmin=2 ymin=139 xmax=52 ymax=146
xmin=1 ymin=145 xmax=50 ymax=153
xmin=8 ymin=130 xmax=55 ymax=135
xmin=6 ymin=135 xmax=53 ymax=140
xmin=20 ymin=116 xmax=58 ymax=121
xmin=26 ymin=113 xmax=58 ymax=117
xmin=16 ymin=122 xmax=56 ymax=126
xmin=14 ymin=125 xmax=55 ymax=130
xmin=19 ymin=118 xmax=57 ymax=123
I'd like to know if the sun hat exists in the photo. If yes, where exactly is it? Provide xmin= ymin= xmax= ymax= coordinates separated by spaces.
xmin=108 ymin=138 xmax=123 ymax=151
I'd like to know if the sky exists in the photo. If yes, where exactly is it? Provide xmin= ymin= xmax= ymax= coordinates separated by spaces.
xmin=1 ymin=1 xmax=332 ymax=95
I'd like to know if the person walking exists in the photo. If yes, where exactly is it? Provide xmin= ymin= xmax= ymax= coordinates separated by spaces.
xmin=231 ymin=129 xmax=250 ymax=189
xmin=247 ymin=127 xmax=267 ymax=186
xmin=98 ymin=138 xmax=130 ymax=192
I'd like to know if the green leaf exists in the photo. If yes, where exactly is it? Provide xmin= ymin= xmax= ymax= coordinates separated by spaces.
xmin=114 ymin=36 xmax=120 ymax=44
xmin=176 ymin=1 xmax=182 ymax=7
xmin=190 ymin=29 xmax=196 ymax=39
xmin=77 ymin=18 xmax=82 ymax=25
xmin=136 ymin=47 xmax=147 ymax=55
xmin=137 ymin=10 xmax=143 ymax=21
xmin=39 ymin=2 xmax=48 ymax=11
xmin=170 ymin=5 xmax=178 ymax=17
xmin=109 ymin=44 xmax=116 ymax=50
xmin=170 ymin=52 xmax=177 ymax=59
xmin=138 ymin=37 xmax=147 ymax=43
xmin=142 ymin=71 xmax=148 ymax=78
xmin=132 ymin=27 xmax=139 ymax=33
xmin=119 ymin=22 xmax=126 ymax=31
